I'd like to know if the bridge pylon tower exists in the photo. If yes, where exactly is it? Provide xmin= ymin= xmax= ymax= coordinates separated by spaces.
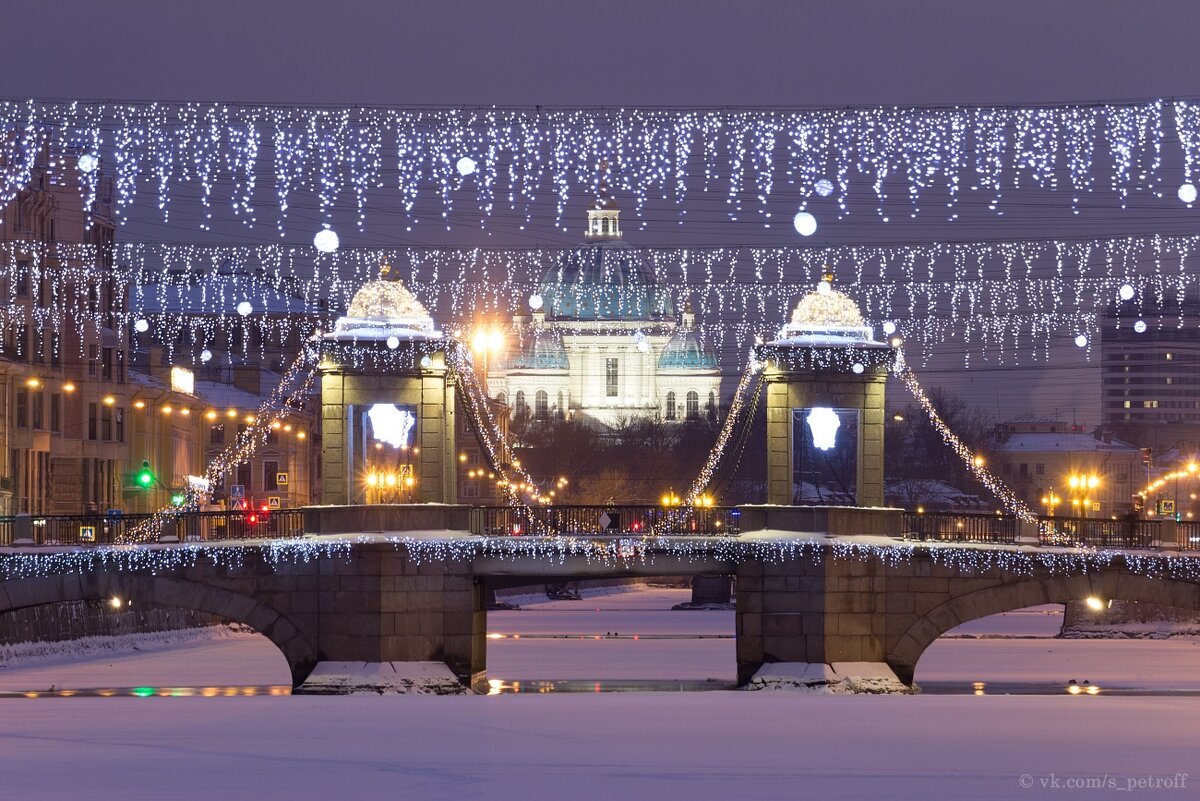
xmin=755 ymin=273 xmax=898 ymax=507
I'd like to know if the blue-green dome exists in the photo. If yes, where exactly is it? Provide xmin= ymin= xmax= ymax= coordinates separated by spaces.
xmin=539 ymin=241 xmax=674 ymax=322
xmin=659 ymin=328 xmax=718 ymax=369
xmin=505 ymin=326 xmax=569 ymax=370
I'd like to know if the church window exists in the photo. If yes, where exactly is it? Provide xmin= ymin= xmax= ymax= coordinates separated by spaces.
xmin=686 ymin=390 xmax=700 ymax=420
xmin=707 ymin=391 xmax=717 ymax=422
xmin=606 ymin=358 xmax=619 ymax=397
xmin=515 ymin=390 xmax=528 ymax=419
xmin=535 ymin=390 xmax=549 ymax=420
xmin=665 ymin=391 xmax=677 ymax=421
xmin=557 ymin=391 xmax=565 ymax=419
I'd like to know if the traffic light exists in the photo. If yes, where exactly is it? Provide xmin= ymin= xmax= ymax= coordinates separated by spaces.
xmin=136 ymin=460 xmax=154 ymax=488
xmin=170 ymin=492 xmax=186 ymax=507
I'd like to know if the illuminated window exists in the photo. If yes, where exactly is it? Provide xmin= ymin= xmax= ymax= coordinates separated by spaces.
xmin=606 ymin=359 xmax=619 ymax=397
xmin=535 ymin=390 xmax=549 ymax=420
xmin=686 ymin=390 xmax=700 ymax=420
xmin=665 ymin=391 xmax=677 ymax=421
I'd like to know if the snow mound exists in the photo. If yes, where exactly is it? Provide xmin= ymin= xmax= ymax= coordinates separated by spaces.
xmin=297 ymin=661 xmax=468 ymax=695
xmin=746 ymin=662 xmax=915 ymax=694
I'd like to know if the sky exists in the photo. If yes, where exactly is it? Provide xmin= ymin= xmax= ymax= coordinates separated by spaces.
xmin=2 ymin=0 xmax=1199 ymax=423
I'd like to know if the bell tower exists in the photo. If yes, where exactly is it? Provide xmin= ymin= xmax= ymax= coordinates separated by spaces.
xmin=585 ymin=162 xmax=621 ymax=239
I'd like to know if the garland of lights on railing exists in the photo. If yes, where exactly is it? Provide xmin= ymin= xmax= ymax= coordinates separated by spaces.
xmin=3 ymin=98 xmax=1199 ymax=229
xmin=1 ymin=233 xmax=1198 ymax=366
xmin=2 ymin=535 xmax=1198 ymax=585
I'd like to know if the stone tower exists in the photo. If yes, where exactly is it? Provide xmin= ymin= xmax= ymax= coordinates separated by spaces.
xmin=755 ymin=275 xmax=896 ymax=507
xmin=317 ymin=276 xmax=458 ymax=505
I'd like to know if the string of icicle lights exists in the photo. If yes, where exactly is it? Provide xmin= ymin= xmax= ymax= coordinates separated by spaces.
xmin=3 ymin=536 xmax=1199 ymax=583
xmin=7 ymin=232 xmax=1200 ymax=366
xmin=6 ymin=97 xmax=1200 ymax=229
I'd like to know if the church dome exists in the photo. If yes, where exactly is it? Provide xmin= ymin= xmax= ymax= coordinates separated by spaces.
xmin=659 ymin=326 xmax=717 ymax=370
xmin=505 ymin=325 xmax=570 ymax=370
xmin=538 ymin=240 xmax=673 ymax=322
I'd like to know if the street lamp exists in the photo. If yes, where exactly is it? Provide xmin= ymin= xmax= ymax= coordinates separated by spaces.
xmin=1066 ymin=473 xmax=1100 ymax=518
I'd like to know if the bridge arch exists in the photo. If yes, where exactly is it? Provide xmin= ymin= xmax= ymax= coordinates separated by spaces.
xmin=887 ymin=571 xmax=1200 ymax=684
xmin=0 ymin=572 xmax=319 ymax=686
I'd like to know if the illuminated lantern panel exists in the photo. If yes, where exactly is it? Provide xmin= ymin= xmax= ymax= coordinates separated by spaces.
xmin=792 ymin=408 xmax=860 ymax=505
xmin=357 ymin=403 xmax=419 ymax=504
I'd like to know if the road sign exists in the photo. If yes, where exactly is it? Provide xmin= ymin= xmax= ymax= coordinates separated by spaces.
xmin=268 ymin=496 xmax=281 ymax=509
xmin=230 ymin=484 xmax=245 ymax=499
xmin=276 ymin=472 xmax=289 ymax=486
xmin=79 ymin=525 xmax=96 ymax=543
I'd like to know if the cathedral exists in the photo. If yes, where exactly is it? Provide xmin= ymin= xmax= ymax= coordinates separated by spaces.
xmin=486 ymin=187 xmax=721 ymax=428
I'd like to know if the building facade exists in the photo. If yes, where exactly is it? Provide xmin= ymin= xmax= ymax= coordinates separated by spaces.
xmin=487 ymin=196 xmax=721 ymax=427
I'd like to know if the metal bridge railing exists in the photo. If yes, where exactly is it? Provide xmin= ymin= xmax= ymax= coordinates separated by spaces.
xmin=0 ymin=509 xmax=305 ymax=546
xmin=469 ymin=505 xmax=741 ymax=537
xmin=1037 ymin=516 xmax=1158 ymax=549
xmin=1177 ymin=521 xmax=1200 ymax=550
xmin=901 ymin=511 xmax=1018 ymax=544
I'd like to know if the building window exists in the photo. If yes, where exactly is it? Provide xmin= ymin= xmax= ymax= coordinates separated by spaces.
xmin=606 ymin=358 xmax=619 ymax=397
xmin=210 ymin=424 xmax=225 ymax=444
xmin=50 ymin=394 xmax=61 ymax=433
xmin=263 ymin=461 xmax=279 ymax=492
xmin=101 ymin=405 xmax=112 ymax=440
xmin=88 ymin=402 xmax=97 ymax=440
xmin=686 ymin=390 xmax=700 ymax=420
xmin=115 ymin=408 xmax=124 ymax=443
xmin=14 ymin=266 xmax=28 ymax=297
xmin=514 ymin=390 xmax=527 ymax=419
xmin=88 ymin=344 xmax=98 ymax=378
xmin=236 ymin=463 xmax=252 ymax=494
xmin=535 ymin=389 xmax=549 ymax=420
xmin=1036 ymin=463 xmax=1044 ymax=475
xmin=102 ymin=348 xmax=114 ymax=381
xmin=557 ymin=391 xmax=565 ymax=419
xmin=665 ymin=391 xmax=677 ymax=421
xmin=31 ymin=390 xmax=43 ymax=430
xmin=707 ymin=391 xmax=717 ymax=422
xmin=16 ymin=389 xmax=28 ymax=428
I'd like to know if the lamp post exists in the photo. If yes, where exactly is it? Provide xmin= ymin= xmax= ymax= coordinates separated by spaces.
xmin=1067 ymin=473 xmax=1100 ymax=519
xmin=471 ymin=325 xmax=505 ymax=393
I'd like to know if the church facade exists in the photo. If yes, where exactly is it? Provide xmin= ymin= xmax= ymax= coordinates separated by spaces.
xmin=486 ymin=195 xmax=721 ymax=428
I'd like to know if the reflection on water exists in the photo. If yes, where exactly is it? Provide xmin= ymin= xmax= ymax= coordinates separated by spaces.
xmin=0 ymin=685 xmax=291 ymax=699
xmin=486 ymin=678 xmax=737 ymax=694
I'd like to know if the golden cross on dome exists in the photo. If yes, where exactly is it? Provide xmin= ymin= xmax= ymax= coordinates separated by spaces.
xmin=379 ymin=261 xmax=392 ymax=279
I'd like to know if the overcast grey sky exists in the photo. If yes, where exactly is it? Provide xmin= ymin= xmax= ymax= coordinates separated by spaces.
xmin=2 ymin=0 xmax=1197 ymax=423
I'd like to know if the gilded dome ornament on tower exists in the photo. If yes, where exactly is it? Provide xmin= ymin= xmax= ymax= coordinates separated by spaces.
xmin=327 ymin=277 xmax=439 ymax=340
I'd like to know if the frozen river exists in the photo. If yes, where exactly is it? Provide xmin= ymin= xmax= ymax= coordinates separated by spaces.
xmin=0 ymin=586 xmax=1196 ymax=799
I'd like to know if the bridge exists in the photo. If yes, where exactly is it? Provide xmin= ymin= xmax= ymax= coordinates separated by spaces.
xmin=1 ymin=504 xmax=1197 ymax=692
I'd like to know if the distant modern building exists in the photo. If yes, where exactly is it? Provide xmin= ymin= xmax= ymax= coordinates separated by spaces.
xmin=1101 ymin=300 xmax=1200 ymax=448
xmin=993 ymin=420 xmax=1141 ymax=518
xmin=487 ymin=185 xmax=721 ymax=428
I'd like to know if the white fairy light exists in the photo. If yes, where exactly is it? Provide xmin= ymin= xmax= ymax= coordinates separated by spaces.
xmin=1134 ymin=320 xmax=1148 ymax=333
xmin=313 ymin=227 xmax=340 ymax=253
xmin=456 ymin=156 xmax=477 ymax=177
xmin=1074 ymin=334 xmax=1088 ymax=348
xmin=200 ymin=349 xmax=213 ymax=362
xmin=236 ymin=301 xmax=253 ymax=317
xmin=1118 ymin=283 xmax=1135 ymax=301
xmin=1179 ymin=182 xmax=1198 ymax=204
xmin=814 ymin=178 xmax=834 ymax=197
xmin=386 ymin=335 xmax=400 ymax=350
xmin=851 ymin=363 xmax=865 ymax=374
xmin=528 ymin=294 xmax=543 ymax=311
xmin=133 ymin=318 xmax=150 ymax=333
xmin=882 ymin=321 xmax=897 ymax=335
xmin=792 ymin=211 xmax=818 ymax=237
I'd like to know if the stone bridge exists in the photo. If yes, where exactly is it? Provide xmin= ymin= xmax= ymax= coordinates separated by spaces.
xmin=1 ymin=505 xmax=1197 ymax=691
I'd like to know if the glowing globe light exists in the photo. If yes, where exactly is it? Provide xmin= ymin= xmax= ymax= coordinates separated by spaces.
xmin=1074 ymin=334 xmax=1088 ymax=348
xmin=200 ymin=349 xmax=213 ymax=363
xmin=236 ymin=301 xmax=253 ymax=317
xmin=133 ymin=318 xmax=150 ymax=333
xmin=1118 ymin=283 xmax=1135 ymax=301
xmin=814 ymin=178 xmax=834 ymax=198
xmin=882 ymin=321 xmax=897 ymax=335
xmin=386 ymin=335 xmax=400 ymax=350
xmin=851 ymin=363 xmax=865 ymax=374
xmin=77 ymin=153 xmax=98 ymax=173
xmin=456 ymin=156 xmax=477 ymax=177
xmin=815 ymin=280 xmax=832 ymax=296
xmin=1134 ymin=319 xmax=1148 ymax=334
xmin=1179 ymin=182 xmax=1198 ymax=204
xmin=805 ymin=407 xmax=841 ymax=451
xmin=792 ymin=211 xmax=818 ymax=237
xmin=420 ymin=355 xmax=433 ymax=368
xmin=313 ymin=227 xmax=340 ymax=253
xmin=529 ymin=294 xmax=543 ymax=311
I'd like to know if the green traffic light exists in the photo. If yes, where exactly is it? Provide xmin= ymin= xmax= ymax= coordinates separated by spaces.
xmin=170 ymin=493 xmax=185 ymax=506
xmin=137 ymin=460 xmax=154 ymax=488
